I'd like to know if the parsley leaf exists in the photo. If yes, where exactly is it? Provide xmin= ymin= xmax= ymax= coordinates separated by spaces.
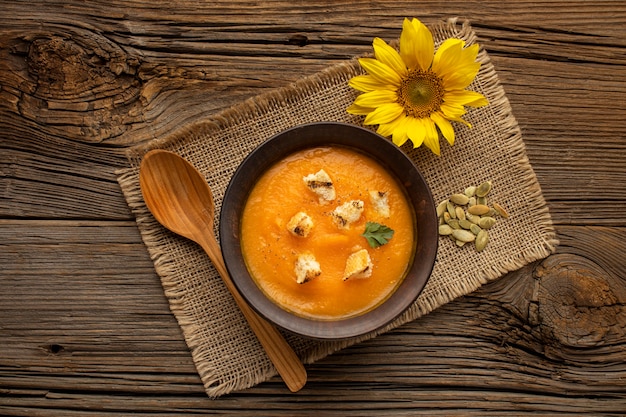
xmin=361 ymin=222 xmax=395 ymax=248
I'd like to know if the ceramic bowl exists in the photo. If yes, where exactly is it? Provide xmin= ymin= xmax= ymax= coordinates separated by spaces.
xmin=219 ymin=122 xmax=438 ymax=339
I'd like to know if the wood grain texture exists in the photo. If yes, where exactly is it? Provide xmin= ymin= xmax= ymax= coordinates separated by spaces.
xmin=1 ymin=0 xmax=625 ymax=414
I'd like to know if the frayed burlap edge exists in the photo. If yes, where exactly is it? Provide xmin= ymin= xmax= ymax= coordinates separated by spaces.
xmin=117 ymin=18 xmax=558 ymax=397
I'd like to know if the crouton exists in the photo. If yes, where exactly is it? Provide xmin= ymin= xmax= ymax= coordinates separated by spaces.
xmin=342 ymin=249 xmax=373 ymax=281
xmin=286 ymin=211 xmax=314 ymax=237
xmin=369 ymin=190 xmax=390 ymax=218
xmin=294 ymin=253 xmax=321 ymax=284
xmin=303 ymin=169 xmax=336 ymax=203
xmin=331 ymin=200 xmax=364 ymax=229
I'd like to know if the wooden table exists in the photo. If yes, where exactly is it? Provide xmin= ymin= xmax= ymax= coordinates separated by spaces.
xmin=2 ymin=1 xmax=625 ymax=415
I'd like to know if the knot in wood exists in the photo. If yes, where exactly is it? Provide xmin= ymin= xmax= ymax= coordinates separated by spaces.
xmin=23 ymin=33 xmax=143 ymax=142
xmin=533 ymin=254 xmax=624 ymax=349
xmin=26 ymin=35 xmax=139 ymax=101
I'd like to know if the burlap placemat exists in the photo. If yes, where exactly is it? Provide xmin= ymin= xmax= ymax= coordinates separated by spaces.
xmin=116 ymin=19 xmax=558 ymax=398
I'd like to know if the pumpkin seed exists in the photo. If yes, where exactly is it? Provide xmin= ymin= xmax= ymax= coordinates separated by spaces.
xmin=476 ymin=181 xmax=492 ymax=197
xmin=455 ymin=240 xmax=466 ymax=247
xmin=450 ymin=193 xmax=470 ymax=205
xmin=477 ymin=196 xmax=487 ymax=206
xmin=493 ymin=202 xmax=509 ymax=219
xmin=447 ymin=201 xmax=456 ymax=218
xmin=447 ymin=219 xmax=461 ymax=230
xmin=466 ymin=212 xmax=481 ymax=225
xmin=464 ymin=186 xmax=476 ymax=198
xmin=459 ymin=219 xmax=473 ymax=230
xmin=479 ymin=216 xmax=497 ymax=229
xmin=467 ymin=204 xmax=490 ymax=215
xmin=470 ymin=223 xmax=482 ymax=235
xmin=452 ymin=229 xmax=476 ymax=243
xmin=468 ymin=196 xmax=476 ymax=207
xmin=475 ymin=229 xmax=489 ymax=252
xmin=439 ymin=224 xmax=453 ymax=235
xmin=436 ymin=200 xmax=448 ymax=218
xmin=455 ymin=206 xmax=466 ymax=221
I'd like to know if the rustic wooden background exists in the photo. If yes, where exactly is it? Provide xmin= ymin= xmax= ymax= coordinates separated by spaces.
xmin=1 ymin=1 xmax=625 ymax=415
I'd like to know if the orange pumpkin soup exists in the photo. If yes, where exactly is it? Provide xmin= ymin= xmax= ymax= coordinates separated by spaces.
xmin=240 ymin=146 xmax=415 ymax=320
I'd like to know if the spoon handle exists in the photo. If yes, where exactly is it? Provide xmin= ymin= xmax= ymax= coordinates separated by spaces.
xmin=196 ymin=231 xmax=307 ymax=393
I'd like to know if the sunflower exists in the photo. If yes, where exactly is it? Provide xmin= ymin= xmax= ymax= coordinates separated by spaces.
xmin=347 ymin=18 xmax=489 ymax=155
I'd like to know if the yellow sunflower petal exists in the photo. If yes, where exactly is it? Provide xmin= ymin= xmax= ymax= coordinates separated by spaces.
xmin=458 ymin=43 xmax=480 ymax=67
xmin=373 ymin=37 xmax=407 ymax=77
xmin=376 ymin=113 xmax=406 ymax=137
xmin=444 ymin=64 xmax=481 ymax=90
xmin=443 ymin=90 xmax=489 ymax=108
xmin=364 ymin=102 xmax=405 ymax=125
xmin=464 ymin=91 xmax=489 ymax=107
xmin=412 ymin=19 xmax=435 ymax=71
xmin=353 ymin=89 xmax=398 ymax=109
xmin=405 ymin=117 xmax=426 ymax=149
xmin=442 ymin=42 xmax=479 ymax=72
xmin=399 ymin=18 xmax=418 ymax=69
xmin=391 ymin=116 xmax=410 ymax=147
xmin=430 ymin=111 xmax=455 ymax=146
xmin=349 ymin=74 xmax=394 ymax=93
xmin=346 ymin=102 xmax=376 ymax=116
xmin=439 ymin=104 xmax=473 ymax=128
xmin=393 ymin=133 xmax=409 ymax=147
xmin=432 ymin=38 xmax=465 ymax=77
xmin=420 ymin=118 xmax=441 ymax=155
xmin=400 ymin=18 xmax=434 ymax=71
xmin=439 ymin=101 xmax=467 ymax=120
xmin=435 ymin=42 xmax=482 ymax=89
xmin=358 ymin=57 xmax=403 ymax=86
xmin=462 ymin=42 xmax=479 ymax=58
xmin=456 ymin=117 xmax=472 ymax=128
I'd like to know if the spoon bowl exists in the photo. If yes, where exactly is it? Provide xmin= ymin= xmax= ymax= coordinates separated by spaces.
xmin=139 ymin=150 xmax=216 ymax=242
xmin=139 ymin=149 xmax=307 ymax=393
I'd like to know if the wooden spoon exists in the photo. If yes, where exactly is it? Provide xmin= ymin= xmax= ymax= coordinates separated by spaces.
xmin=139 ymin=149 xmax=306 ymax=393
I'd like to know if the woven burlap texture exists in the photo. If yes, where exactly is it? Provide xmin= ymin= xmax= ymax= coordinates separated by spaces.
xmin=117 ymin=19 xmax=558 ymax=398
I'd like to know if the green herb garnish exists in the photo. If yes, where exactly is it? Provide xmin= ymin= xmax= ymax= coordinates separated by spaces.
xmin=361 ymin=222 xmax=395 ymax=248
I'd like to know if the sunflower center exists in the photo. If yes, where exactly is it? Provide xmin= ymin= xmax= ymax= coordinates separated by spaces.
xmin=397 ymin=69 xmax=444 ymax=119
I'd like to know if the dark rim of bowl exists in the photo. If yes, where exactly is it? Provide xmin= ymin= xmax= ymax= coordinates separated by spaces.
xmin=219 ymin=122 xmax=438 ymax=340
